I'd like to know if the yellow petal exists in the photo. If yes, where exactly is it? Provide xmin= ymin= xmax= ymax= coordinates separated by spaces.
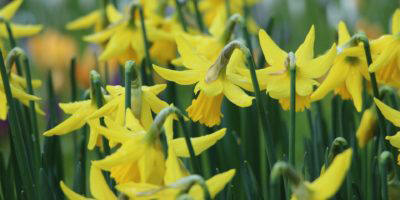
xmin=153 ymin=64 xmax=202 ymax=85
xmin=172 ymin=128 xmax=226 ymax=157
xmin=189 ymin=169 xmax=236 ymax=198
xmin=164 ymin=144 xmax=190 ymax=184
xmin=386 ymin=131 xmax=400 ymax=148
xmin=308 ymin=148 xmax=352 ymax=199
xmin=125 ymin=108 xmax=145 ymax=132
xmin=93 ymin=137 xmax=145 ymax=170
xmin=0 ymin=0 xmax=23 ymax=20
xmin=116 ymin=182 xmax=176 ymax=199
xmin=356 ymin=108 xmax=377 ymax=148
xmin=59 ymin=100 xmax=91 ymax=114
xmin=87 ymin=121 xmax=100 ymax=150
xmin=209 ymin=9 xmax=226 ymax=38
xmin=106 ymin=4 xmax=122 ymax=22
xmin=0 ymin=91 xmax=7 ymax=120
xmin=295 ymin=25 xmax=315 ymax=66
xmin=88 ymin=97 xmax=119 ymax=119
xmin=311 ymin=59 xmax=349 ymax=101
xmin=100 ymin=28 xmax=132 ymax=61
xmin=7 ymin=24 xmax=43 ymax=38
xmin=338 ymin=21 xmax=351 ymax=45
xmin=90 ymin=165 xmax=117 ymax=200
xmin=259 ymin=29 xmax=287 ymax=66
xmin=142 ymin=91 xmax=168 ymax=114
xmin=374 ymin=98 xmax=400 ymax=127
xmin=196 ymin=79 xmax=224 ymax=97
xmin=83 ymin=23 xmax=120 ymax=43
xmin=140 ymin=101 xmax=153 ymax=130
xmin=176 ymin=35 xmax=212 ymax=69
xmin=142 ymin=84 xmax=167 ymax=95
xmin=9 ymin=83 xmax=40 ymax=101
xmin=369 ymin=43 xmax=399 ymax=72
xmin=299 ymin=43 xmax=337 ymax=79
xmin=296 ymin=76 xmax=318 ymax=97
xmin=43 ymin=107 xmax=92 ymax=136
xmin=66 ymin=10 xmax=100 ymax=30
xmin=60 ymin=181 xmax=90 ymax=200
xmin=222 ymin=81 xmax=254 ymax=107
xmin=392 ymin=9 xmax=400 ymax=34
xmin=345 ymin=68 xmax=363 ymax=112
xmin=138 ymin=144 xmax=165 ymax=185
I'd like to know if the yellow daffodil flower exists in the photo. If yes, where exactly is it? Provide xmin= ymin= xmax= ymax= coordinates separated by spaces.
xmin=66 ymin=3 xmax=122 ymax=32
xmin=0 ymin=0 xmax=43 ymax=55
xmin=84 ymin=5 xmax=171 ymax=64
xmin=356 ymin=107 xmax=377 ymax=148
xmin=93 ymin=107 xmax=227 ymax=184
xmin=0 ymin=73 xmax=43 ymax=120
xmin=60 ymin=164 xmax=117 ymax=200
xmin=369 ymin=9 xmax=400 ymax=87
xmin=293 ymin=148 xmax=352 ymax=200
xmin=312 ymin=22 xmax=370 ymax=112
xmin=259 ymin=25 xmax=337 ymax=111
xmin=115 ymin=115 xmax=235 ymax=199
xmin=88 ymin=84 xmax=169 ymax=130
xmin=154 ymin=36 xmax=255 ymax=127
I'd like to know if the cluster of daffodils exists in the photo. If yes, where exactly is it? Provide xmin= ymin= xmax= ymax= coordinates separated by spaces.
xmin=3 ymin=0 xmax=400 ymax=199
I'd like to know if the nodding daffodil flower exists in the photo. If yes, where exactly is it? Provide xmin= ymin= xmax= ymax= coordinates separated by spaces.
xmin=60 ymin=165 xmax=117 ymax=200
xmin=356 ymin=106 xmax=377 ymax=148
xmin=312 ymin=22 xmax=369 ymax=112
xmin=0 ymin=72 xmax=44 ymax=120
xmin=276 ymin=148 xmax=352 ymax=200
xmin=368 ymin=9 xmax=400 ymax=87
xmin=154 ymin=37 xmax=255 ymax=127
xmin=66 ymin=3 xmax=122 ymax=32
xmin=84 ymin=4 xmax=171 ymax=64
xmin=0 ymin=0 xmax=43 ymax=54
xmin=92 ymin=107 xmax=227 ymax=184
xmin=258 ymin=25 xmax=337 ymax=111
xmin=88 ymin=84 xmax=169 ymax=130
xmin=114 ymin=115 xmax=235 ymax=199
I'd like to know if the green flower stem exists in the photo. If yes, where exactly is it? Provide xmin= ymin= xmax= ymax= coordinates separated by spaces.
xmin=0 ymin=50 xmax=36 ymax=198
xmin=191 ymin=0 xmax=205 ymax=33
xmin=138 ymin=5 xmax=154 ymax=85
xmin=288 ymin=52 xmax=296 ymax=167
xmin=175 ymin=0 xmax=188 ymax=32
xmin=124 ymin=61 xmax=134 ymax=110
xmin=356 ymin=34 xmax=387 ymax=140
xmin=100 ymin=0 xmax=110 ymax=29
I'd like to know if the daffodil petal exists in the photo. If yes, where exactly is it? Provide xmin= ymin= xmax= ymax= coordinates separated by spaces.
xmin=222 ymin=81 xmax=254 ymax=107
xmin=140 ymin=101 xmax=153 ymax=130
xmin=106 ymin=4 xmax=122 ymax=22
xmin=196 ymin=79 xmax=223 ymax=97
xmin=209 ymin=9 xmax=226 ymax=38
xmin=295 ymin=25 xmax=315 ymax=66
xmin=90 ymin=165 xmax=117 ymax=200
xmin=386 ymin=132 xmax=400 ymax=148
xmin=100 ymin=28 xmax=132 ymax=61
xmin=59 ymin=100 xmax=91 ymax=114
xmin=8 ymin=24 xmax=43 ymax=38
xmin=66 ymin=10 xmax=100 ymax=30
xmin=87 ymin=121 xmax=100 ymax=150
xmin=0 ymin=0 xmax=23 ymax=20
xmin=308 ymin=149 xmax=352 ymax=199
xmin=172 ymin=128 xmax=226 ymax=157
xmin=43 ymin=108 xmax=91 ymax=136
xmin=338 ymin=21 xmax=351 ymax=45
xmin=299 ymin=43 xmax=336 ymax=79
xmin=60 ymin=181 xmax=90 ymax=200
xmin=392 ymin=9 xmax=400 ymax=34
xmin=374 ymin=98 xmax=400 ymax=127
xmin=259 ymin=29 xmax=287 ymax=66
xmin=345 ymin=68 xmax=363 ymax=112
xmin=153 ymin=65 xmax=202 ymax=85
xmin=142 ymin=91 xmax=168 ymax=114
xmin=176 ymin=35 xmax=211 ymax=69
xmin=83 ymin=23 xmax=120 ymax=43
xmin=189 ymin=169 xmax=236 ymax=198
xmin=125 ymin=108 xmax=145 ymax=132
xmin=0 ymin=92 xmax=7 ymax=120
xmin=142 ymin=84 xmax=167 ymax=95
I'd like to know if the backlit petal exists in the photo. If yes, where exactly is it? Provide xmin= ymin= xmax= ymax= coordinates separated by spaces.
xmin=176 ymin=35 xmax=212 ymax=69
xmin=374 ymin=98 xmax=400 ymax=127
xmin=386 ymin=132 xmax=400 ymax=148
xmin=392 ymin=9 xmax=400 ymax=34
xmin=90 ymin=165 xmax=117 ymax=200
xmin=189 ymin=169 xmax=236 ymax=199
xmin=66 ymin=10 xmax=100 ymax=30
xmin=295 ymin=25 xmax=315 ymax=66
xmin=345 ymin=68 xmax=363 ymax=112
xmin=153 ymin=64 xmax=202 ymax=85
xmin=60 ymin=181 xmax=90 ymax=200
xmin=338 ymin=21 xmax=351 ymax=45
xmin=299 ymin=43 xmax=336 ymax=79
xmin=259 ymin=29 xmax=287 ymax=66
xmin=223 ymin=81 xmax=254 ymax=107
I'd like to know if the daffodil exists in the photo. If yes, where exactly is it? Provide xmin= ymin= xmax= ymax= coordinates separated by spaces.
xmin=369 ymin=9 xmax=400 ymax=87
xmin=0 ymin=72 xmax=43 ymax=120
xmin=66 ymin=3 xmax=122 ymax=32
xmin=88 ymin=84 xmax=169 ymax=130
xmin=272 ymin=148 xmax=353 ymax=200
xmin=0 ymin=0 xmax=43 ymax=54
xmin=92 ymin=107 xmax=227 ymax=184
xmin=258 ymin=25 xmax=337 ymax=111
xmin=84 ymin=4 xmax=171 ymax=64
xmin=114 ymin=114 xmax=235 ymax=199
xmin=154 ymin=36 xmax=255 ymax=127
xmin=60 ymin=164 xmax=117 ymax=200
xmin=356 ymin=107 xmax=377 ymax=148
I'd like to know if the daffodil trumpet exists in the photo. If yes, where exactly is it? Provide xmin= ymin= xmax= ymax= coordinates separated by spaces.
xmin=379 ymin=151 xmax=399 ymax=200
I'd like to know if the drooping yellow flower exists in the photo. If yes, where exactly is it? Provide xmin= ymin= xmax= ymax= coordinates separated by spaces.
xmin=292 ymin=148 xmax=353 ymax=200
xmin=66 ymin=3 xmax=122 ymax=32
xmin=88 ymin=84 xmax=169 ymax=130
xmin=259 ymin=25 xmax=337 ymax=111
xmin=356 ymin=107 xmax=377 ymax=148
xmin=311 ymin=22 xmax=369 ymax=112
xmin=115 ymin=115 xmax=235 ymax=199
xmin=374 ymin=98 xmax=400 ymax=149
xmin=0 ymin=0 xmax=43 ymax=55
xmin=93 ymin=107 xmax=227 ymax=184
xmin=369 ymin=9 xmax=400 ymax=87
xmin=84 ymin=5 xmax=171 ymax=64
xmin=154 ymin=36 xmax=255 ymax=127
xmin=60 ymin=164 xmax=117 ymax=200
xmin=0 ymin=73 xmax=44 ymax=120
